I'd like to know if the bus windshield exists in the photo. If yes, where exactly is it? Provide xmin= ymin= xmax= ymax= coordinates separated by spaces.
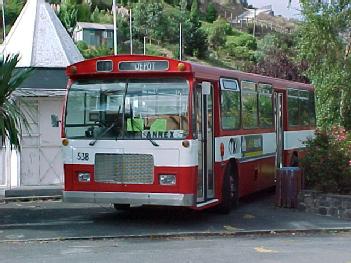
xmin=65 ymin=78 xmax=189 ymax=140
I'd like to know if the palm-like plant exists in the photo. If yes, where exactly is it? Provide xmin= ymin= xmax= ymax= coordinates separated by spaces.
xmin=0 ymin=54 xmax=32 ymax=150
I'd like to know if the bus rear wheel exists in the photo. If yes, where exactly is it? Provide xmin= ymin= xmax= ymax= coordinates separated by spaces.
xmin=217 ymin=163 xmax=239 ymax=214
xmin=113 ymin=204 xmax=130 ymax=211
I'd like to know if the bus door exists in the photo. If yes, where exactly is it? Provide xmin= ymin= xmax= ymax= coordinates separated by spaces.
xmin=274 ymin=91 xmax=284 ymax=168
xmin=195 ymin=81 xmax=214 ymax=203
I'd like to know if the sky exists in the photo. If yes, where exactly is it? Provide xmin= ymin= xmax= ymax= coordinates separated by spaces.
xmin=247 ymin=0 xmax=301 ymax=19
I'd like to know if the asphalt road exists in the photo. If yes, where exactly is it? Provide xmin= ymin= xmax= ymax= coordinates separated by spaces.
xmin=1 ymin=233 xmax=351 ymax=263
xmin=1 ymin=193 xmax=351 ymax=242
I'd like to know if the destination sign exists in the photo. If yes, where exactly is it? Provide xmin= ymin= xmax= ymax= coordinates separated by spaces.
xmin=118 ymin=60 xmax=169 ymax=71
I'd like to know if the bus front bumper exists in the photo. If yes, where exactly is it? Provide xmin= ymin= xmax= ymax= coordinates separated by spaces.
xmin=63 ymin=191 xmax=195 ymax=207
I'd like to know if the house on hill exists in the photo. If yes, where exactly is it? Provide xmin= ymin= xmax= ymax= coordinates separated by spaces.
xmin=73 ymin=22 xmax=114 ymax=49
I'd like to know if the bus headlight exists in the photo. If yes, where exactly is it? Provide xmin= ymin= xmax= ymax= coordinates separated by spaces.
xmin=78 ymin=172 xmax=91 ymax=182
xmin=159 ymin=174 xmax=176 ymax=185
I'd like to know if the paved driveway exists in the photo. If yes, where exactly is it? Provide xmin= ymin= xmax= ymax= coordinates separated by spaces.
xmin=0 ymin=193 xmax=351 ymax=241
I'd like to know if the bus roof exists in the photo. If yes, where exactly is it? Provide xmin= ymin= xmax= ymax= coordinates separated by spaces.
xmin=66 ymin=55 xmax=312 ymax=91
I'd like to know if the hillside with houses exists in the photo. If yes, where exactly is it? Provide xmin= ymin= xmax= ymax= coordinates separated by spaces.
xmin=0 ymin=0 xmax=298 ymax=72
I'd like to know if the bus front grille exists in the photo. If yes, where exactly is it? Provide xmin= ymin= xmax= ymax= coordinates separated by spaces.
xmin=94 ymin=153 xmax=154 ymax=184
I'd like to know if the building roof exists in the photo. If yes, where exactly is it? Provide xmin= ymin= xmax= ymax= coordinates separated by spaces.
xmin=1 ymin=0 xmax=83 ymax=68
xmin=18 ymin=68 xmax=67 ymax=89
xmin=76 ymin=22 xmax=114 ymax=31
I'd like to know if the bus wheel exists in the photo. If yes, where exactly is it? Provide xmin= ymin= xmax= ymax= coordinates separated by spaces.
xmin=217 ymin=163 xmax=238 ymax=214
xmin=113 ymin=204 xmax=130 ymax=211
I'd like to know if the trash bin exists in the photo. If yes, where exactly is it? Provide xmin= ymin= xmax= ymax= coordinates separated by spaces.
xmin=275 ymin=167 xmax=304 ymax=208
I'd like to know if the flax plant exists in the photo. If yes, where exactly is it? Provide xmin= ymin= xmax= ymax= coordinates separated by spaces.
xmin=0 ymin=54 xmax=32 ymax=150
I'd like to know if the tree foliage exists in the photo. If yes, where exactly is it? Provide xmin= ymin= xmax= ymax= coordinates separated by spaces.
xmin=0 ymin=54 xmax=32 ymax=150
xmin=206 ymin=3 xmax=217 ymax=23
xmin=4 ymin=0 xmax=25 ymax=27
xmin=249 ymin=33 xmax=308 ymax=83
xmin=77 ymin=2 xmax=91 ymax=22
xmin=183 ymin=0 xmax=207 ymax=58
xmin=132 ymin=1 xmax=169 ymax=42
xmin=301 ymin=127 xmax=351 ymax=193
xmin=76 ymin=41 xmax=112 ymax=58
xmin=225 ymin=33 xmax=257 ymax=61
xmin=207 ymin=18 xmax=230 ymax=50
xmin=298 ymin=0 xmax=351 ymax=130
xmin=59 ymin=0 xmax=78 ymax=35
xmin=249 ymin=49 xmax=308 ymax=83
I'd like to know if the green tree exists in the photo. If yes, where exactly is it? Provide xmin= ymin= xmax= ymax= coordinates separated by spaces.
xmin=77 ymin=2 xmax=91 ymax=22
xmin=298 ymin=1 xmax=351 ymax=130
xmin=255 ymin=32 xmax=296 ymax=61
xmin=59 ymin=0 xmax=78 ymax=35
xmin=0 ymin=54 xmax=32 ymax=150
xmin=116 ymin=15 xmax=129 ymax=45
xmin=89 ymin=6 xmax=113 ymax=24
xmin=208 ymin=18 xmax=230 ymax=51
xmin=249 ymin=32 xmax=308 ymax=83
xmin=180 ymin=0 xmax=188 ymax=12
xmin=4 ymin=0 xmax=25 ymax=27
xmin=225 ymin=33 xmax=257 ymax=59
xmin=133 ymin=1 xmax=169 ymax=42
xmin=183 ymin=0 xmax=207 ymax=58
xmin=90 ymin=6 xmax=100 ymax=22
xmin=206 ymin=3 xmax=217 ymax=23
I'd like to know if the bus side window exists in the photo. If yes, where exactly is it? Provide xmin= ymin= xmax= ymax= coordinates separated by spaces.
xmin=287 ymin=88 xmax=299 ymax=126
xmin=288 ymin=88 xmax=313 ymax=127
xmin=258 ymin=83 xmax=273 ymax=128
xmin=241 ymin=81 xmax=258 ymax=129
xmin=299 ymin=90 xmax=310 ymax=126
xmin=220 ymin=78 xmax=240 ymax=130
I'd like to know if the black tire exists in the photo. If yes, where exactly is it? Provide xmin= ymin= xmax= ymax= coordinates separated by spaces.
xmin=113 ymin=204 xmax=130 ymax=211
xmin=217 ymin=163 xmax=239 ymax=214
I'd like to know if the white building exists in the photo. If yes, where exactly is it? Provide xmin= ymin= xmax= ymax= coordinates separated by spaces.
xmin=237 ymin=5 xmax=274 ymax=21
xmin=0 ymin=0 xmax=83 ymax=196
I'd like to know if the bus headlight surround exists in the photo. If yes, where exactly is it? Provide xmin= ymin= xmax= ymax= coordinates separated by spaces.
xmin=159 ymin=174 xmax=176 ymax=185
xmin=78 ymin=172 xmax=91 ymax=182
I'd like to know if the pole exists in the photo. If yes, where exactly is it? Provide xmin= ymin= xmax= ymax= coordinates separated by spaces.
xmin=129 ymin=8 xmax=132 ymax=54
xmin=112 ymin=0 xmax=117 ymax=55
xmin=1 ymin=0 xmax=6 ymax=46
xmin=143 ymin=36 xmax=146 ymax=55
xmin=253 ymin=8 xmax=256 ymax=37
xmin=179 ymin=23 xmax=182 ymax=61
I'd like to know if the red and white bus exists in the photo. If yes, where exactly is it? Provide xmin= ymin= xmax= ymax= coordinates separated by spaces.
xmin=61 ymin=55 xmax=315 ymax=213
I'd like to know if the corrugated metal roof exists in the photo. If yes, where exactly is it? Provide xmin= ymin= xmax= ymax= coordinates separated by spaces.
xmin=76 ymin=22 xmax=114 ymax=31
xmin=1 ymin=0 xmax=83 ymax=68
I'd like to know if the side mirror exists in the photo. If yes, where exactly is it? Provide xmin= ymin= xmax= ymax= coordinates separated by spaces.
xmin=201 ymin=81 xmax=211 ymax=95
xmin=51 ymin=114 xmax=60 ymax=127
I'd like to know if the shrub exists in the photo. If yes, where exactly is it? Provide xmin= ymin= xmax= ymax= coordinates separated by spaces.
xmin=301 ymin=126 xmax=351 ymax=194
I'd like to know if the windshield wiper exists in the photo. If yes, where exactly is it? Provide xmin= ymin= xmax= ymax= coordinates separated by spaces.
xmin=89 ymin=105 xmax=121 ymax=146
xmin=89 ymin=122 xmax=116 ymax=146
xmin=130 ymin=104 xmax=159 ymax=147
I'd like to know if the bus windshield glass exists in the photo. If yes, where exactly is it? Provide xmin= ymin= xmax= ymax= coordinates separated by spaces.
xmin=65 ymin=78 xmax=189 ymax=140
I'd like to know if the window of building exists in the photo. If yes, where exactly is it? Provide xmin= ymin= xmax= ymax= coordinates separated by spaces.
xmin=258 ymin=83 xmax=273 ymax=128
xmin=103 ymin=31 xmax=113 ymax=38
xmin=220 ymin=78 xmax=240 ymax=130
xmin=242 ymin=81 xmax=258 ymax=129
